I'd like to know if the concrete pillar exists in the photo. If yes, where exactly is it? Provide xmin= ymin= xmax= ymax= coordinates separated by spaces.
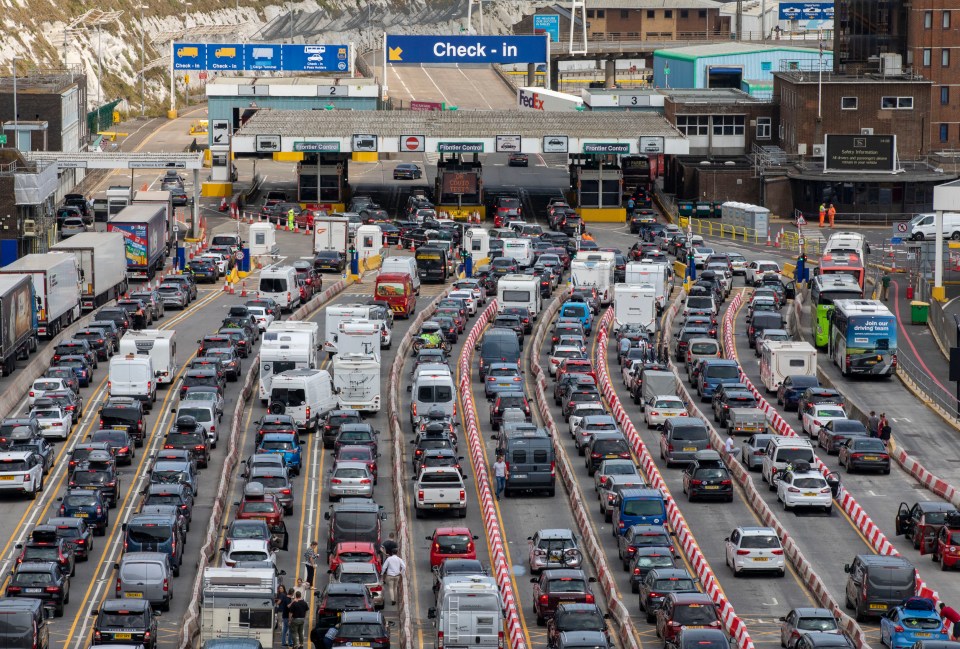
xmin=550 ymin=59 xmax=560 ymax=91
xmin=604 ymin=58 xmax=616 ymax=88
xmin=527 ymin=62 xmax=537 ymax=87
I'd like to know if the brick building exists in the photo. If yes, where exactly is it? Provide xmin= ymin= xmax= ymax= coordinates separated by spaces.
xmin=907 ymin=1 xmax=960 ymax=148
xmin=662 ymin=88 xmax=777 ymax=155
xmin=581 ymin=0 xmax=729 ymax=40
xmin=512 ymin=5 xmax=584 ymax=38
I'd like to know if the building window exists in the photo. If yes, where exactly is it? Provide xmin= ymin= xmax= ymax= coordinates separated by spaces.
xmin=681 ymin=9 xmax=688 ymax=18
xmin=647 ymin=9 xmax=654 ymax=18
xmin=841 ymin=96 xmax=858 ymax=110
xmin=621 ymin=9 xmax=628 ymax=18
xmin=712 ymin=115 xmax=745 ymax=136
xmin=944 ymin=49 xmax=951 ymax=67
xmin=941 ymin=124 xmax=949 ymax=142
xmin=699 ymin=9 xmax=707 ymax=18
xmin=923 ymin=49 xmax=932 ymax=66
xmin=881 ymin=96 xmax=914 ymax=109
xmin=676 ymin=115 xmax=709 ymax=136
xmin=945 ymin=11 xmax=952 ymax=28
xmin=587 ymin=9 xmax=594 ymax=17
xmin=756 ymin=117 xmax=772 ymax=139
xmin=665 ymin=9 xmax=673 ymax=18
xmin=761 ymin=61 xmax=772 ymax=71
xmin=596 ymin=10 xmax=605 ymax=17
xmin=942 ymin=86 xmax=950 ymax=105
xmin=925 ymin=10 xmax=933 ymax=28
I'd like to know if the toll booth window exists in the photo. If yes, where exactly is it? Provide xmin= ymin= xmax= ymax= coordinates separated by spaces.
xmin=472 ymin=239 xmax=482 ymax=252
xmin=255 ymin=232 xmax=266 ymax=245
xmin=363 ymin=235 xmax=374 ymax=248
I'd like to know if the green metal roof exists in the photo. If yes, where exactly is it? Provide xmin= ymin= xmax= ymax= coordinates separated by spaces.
xmin=655 ymin=42 xmax=831 ymax=61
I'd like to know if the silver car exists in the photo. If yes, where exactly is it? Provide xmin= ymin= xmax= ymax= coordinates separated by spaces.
xmin=176 ymin=403 xmax=220 ymax=447
xmin=242 ymin=453 xmax=286 ymax=479
xmin=60 ymin=217 xmax=87 ymax=238
xmin=246 ymin=465 xmax=294 ymax=515
xmin=115 ymin=552 xmax=173 ymax=610
xmin=328 ymin=461 xmax=374 ymax=500
xmin=130 ymin=290 xmax=165 ymax=320
xmin=157 ymin=284 xmax=187 ymax=309
xmin=528 ymin=528 xmax=582 ymax=573
xmin=328 ymin=562 xmax=385 ymax=609
xmin=741 ymin=433 xmax=776 ymax=471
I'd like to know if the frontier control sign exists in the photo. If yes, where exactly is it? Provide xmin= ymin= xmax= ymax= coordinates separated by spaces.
xmin=386 ymin=35 xmax=548 ymax=64
xmin=824 ymin=134 xmax=897 ymax=173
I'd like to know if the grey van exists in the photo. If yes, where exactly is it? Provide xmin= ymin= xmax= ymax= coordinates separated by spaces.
xmin=123 ymin=513 xmax=184 ymax=576
xmin=115 ymin=551 xmax=173 ymax=610
xmin=843 ymin=554 xmax=917 ymax=621
xmin=659 ymin=417 xmax=710 ymax=467
xmin=0 ymin=598 xmax=50 ymax=649
xmin=500 ymin=428 xmax=555 ymax=497
xmin=478 ymin=328 xmax=521 ymax=379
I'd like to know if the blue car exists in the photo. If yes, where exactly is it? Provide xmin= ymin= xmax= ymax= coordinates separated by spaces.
xmin=56 ymin=355 xmax=91 ymax=387
xmin=558 ymin=301 xmax=593 ymax=335
xmin=696 ymin=359 xmax=741 ymax=402
xmin=880 ymin=598 xmax=947 ymax=649
xmin=257 ymin=432 xmax=302 ymax=475
xmin=484 ymin=362 xmax=524 ymax=400
xmin=57 ymin=489 xmax=109 ymax=536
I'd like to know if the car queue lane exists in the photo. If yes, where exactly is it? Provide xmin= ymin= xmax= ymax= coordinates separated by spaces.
xmin=600 ymin=332 xmax=815 ymax=649
xmin=729 ymin=290 xmax=960 ymax=611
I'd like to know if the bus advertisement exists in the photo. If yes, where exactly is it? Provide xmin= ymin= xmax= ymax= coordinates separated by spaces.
xmin=828 ymin=299 xmax=897 ymax=377
xmin=810 ymin=274 xmax=864 ymax=348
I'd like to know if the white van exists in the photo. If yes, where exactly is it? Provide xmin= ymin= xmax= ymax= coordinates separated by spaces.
xmin=267 ymin=368 xmax=338 ymax=434
xmin=333 ymin=353 xmax=381 ymax=413
xmin=759 ymin=341 xmax=817 ymax=393
xmin=380 ymin=256 xmax=420 ymax=294
xmin=761 ymin=437 xmax=816 ymax=486
xmin=909 ymin=212 xmax=960 ymax=241
xmin=497 ymin=274 xmax=541 ymax=319
xmin=625 ymin=262 xmax=671 ymax=311
xmin=824 ymin=231 xmax=870 ymax=259
xmin=109 ymin=354 xmax=157 ymax=408
xmin=408 ymin=366 xmax=456 ymax=425
xmin=118 ymin=330 xmax=178 ymax=385
xmin=502 ymin=238 xmax=534 ymax=268
xmin=258 ymin=265 xmax=300 ymax=313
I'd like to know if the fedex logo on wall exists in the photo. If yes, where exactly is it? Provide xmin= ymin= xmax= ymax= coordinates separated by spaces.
xmin=518 ymin=89 xmax=545 ymax=110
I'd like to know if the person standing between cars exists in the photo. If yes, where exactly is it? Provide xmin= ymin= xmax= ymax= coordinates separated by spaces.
xmin=879 ymin=415 xmax=892 ymax=446
xmin=287 ymin=207 xmax=296 ymax=231
xmin=877 ymin=413 xmax=890 ymax=445
xmin=867 ymin=411 xmax=880 ymax=438
xmin=827 ymin=203 xmax=836 ymax=227
xmin=288 ymin=590 xmax=309 ymax=649
xmin=618 ymin=336 xmax=631 ymax=363
xmin=381 ymin=547 xmax=406 ymax=606
xmin=939 ymin=603 xmax=960 ymax=640
xmin=493 ymin=452 xmax=508 ymax=500
xmin=275 ymin=584 xmax=292 ymax=647
xmin=302 ymin=541 xmax=320 ymax=587
xmin=724 ymin=432 xmax=737 ymax=458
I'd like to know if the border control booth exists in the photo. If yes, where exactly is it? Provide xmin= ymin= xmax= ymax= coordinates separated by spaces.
xmin=436 ymin=148 xmax=484 ymax=220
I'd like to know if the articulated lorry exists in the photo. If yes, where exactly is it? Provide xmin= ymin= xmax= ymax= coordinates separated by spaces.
xmin=0 ymin=253 xmax=81 ymax=338
xmin=108 ymin=203 xmax=168 ymax=280
xmin=0 ymin=275 xmax=38 ymax=376
xmin=51 ymin=232 xmax=128 ymax=311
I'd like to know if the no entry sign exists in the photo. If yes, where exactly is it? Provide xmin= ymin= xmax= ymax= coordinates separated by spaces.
xmin=402 ymin=135 xmax=425 ymax=152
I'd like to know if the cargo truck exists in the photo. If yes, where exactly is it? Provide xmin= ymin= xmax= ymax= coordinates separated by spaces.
xmin=133 ymin=190 xmax=175 ymax=255
xmin=108 ymin=203 xmax=168 ymax=280
xmin=106 ymin=185 xmax=131 ymax=217
xmin=0 ymin=275 xmax=38 ymax=375
xmin=51 ymin=232 xmax=128 ymax=311
xmin=0 ymin=254 xmax=81 ymax=338
xmin=313 ymin=215 xmax=349 ymax=254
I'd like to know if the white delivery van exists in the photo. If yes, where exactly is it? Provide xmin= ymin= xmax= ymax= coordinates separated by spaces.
xmin=502 ymin=238 xmax=534 ymax=268
xmin=380 ymin=256 xmax=420 ymax=294
xmin=625 ymin=261 xmax=672 ymax=311
xmin=429 ymin=575 xmax=504 ymax=649
xmin=258 ymin=265 xmax=300 ymax=312
xmin=324 ymin=304 xmax=378 ymax=354
xmin=267 ymin=368 xmax=338 ymax=434
xmin=333 ymin=353 xmax=381 ymax=413
xmin=908 ymin=212 xmax=960 ymax=241
xmin=571 ymin=259 xmax=616 ymax=305
xmin=109 ymin=354 xmax=157 ymax=408
xmin=408 ymin=366 xmax=456 ymax=425
xmin=259 ymin=330 xmax=316 ymax=403
xmin=760 ymin=341 xmax=817 ymax=393
xmin=118 ymin=330 xmax=178 ymax=385
xmin=337 ymin=320 xmax=381 ymax=362
xmin=613 ymin=283 xmax=657 ymax=332
xmin=497 ymin=274 xmax=541 ymax=318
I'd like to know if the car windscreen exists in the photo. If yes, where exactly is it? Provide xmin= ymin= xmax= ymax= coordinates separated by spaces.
xmin=622 ymin=500 xmax=664 ymax=517
xmin=99 ymin=612 xmax=147 ymax=628
xmin=673 ymin=604 xmax=718 ymax=625
xmin=670 ymin=426 xmax=708 ymax=441
xmin=127 ymin=525 xmax=172 ymax=543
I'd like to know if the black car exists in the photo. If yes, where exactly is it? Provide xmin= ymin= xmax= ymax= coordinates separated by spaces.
xmin=162 ymin=181 xmax=188 ymax=207
xmin=141 ymin=483 xmax=195 ymax=529
xmin=682 ymin=455 xmax=734 ymax=502
xmin=315 ymin=250 xmax=346 ymax=273
xmin=70 ymin=458 xmax=121 ymax=507
xmin=547 ymin=603 xmax=611 ymax=648
xmin=6 ymin=562 xmax=70 ymax=616
xmin=628 ymin=548 xmax=678 ymax=593
xmin=91 ymin=598 xmax=159 ymax=649
xmin=99 ymin=397 xmax=146 ymax=446
xmin=319 ymin=610 xmax=391 ymax=649
xmin=187 ymin=259 xmax=219 ymax=283
xmin=509 ymin=153 xmax=529 ymax=167
xmin=393 ymin=162 xmax=422 ymax=179
xmin=322 ymin=410 xmax=362 ymax=449
xmin=72 ymin=329 xmax=112 ymax=361
xmin=45 ymin=517 xmax=95 ymax=561
xmin=312 ymin=583 xmax=374 ymax=637
xmin=777 ymin=375 xmax=821 ymax=411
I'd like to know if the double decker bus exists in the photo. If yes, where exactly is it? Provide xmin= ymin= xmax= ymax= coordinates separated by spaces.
xmin=810 ymin=274 xmax=864 ymax=348
xmin=815 ymin=251 xmax=865 ymax=289
xmin=828 ymin=299 xmax=897 ymax=377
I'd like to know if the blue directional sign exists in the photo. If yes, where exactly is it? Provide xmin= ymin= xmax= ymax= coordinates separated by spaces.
xmin=779 ymin=1 xmax=833 ymax=20
xmin=533 ymin=15 xmax=560 ymax=42
xmin=385 ymin=35 xmax=548 ymax=65
xmin=172 ymin=42 xmax=350 ymax=71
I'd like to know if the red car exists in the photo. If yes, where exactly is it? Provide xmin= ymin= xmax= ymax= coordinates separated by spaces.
xmin=335 ymin=445 xmax=379 ymax=484
xmin=556 ymin=358 xmax=596 ymax=384
xmin=655 ymin=593 xmax=721 ymax=646
xmin=328 ymin=541 xmax=381 ymax=573
xmin=531 ymin=569 xmax=597 ymax=626
xmin=427 ymin=527 xmax=480 ymax=568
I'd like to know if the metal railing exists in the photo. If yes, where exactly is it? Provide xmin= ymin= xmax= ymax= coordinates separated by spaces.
xmin=896 ymin=351 xmax=960 ymax=420
xmin=677 ymin=215 xmax=824 ymax=257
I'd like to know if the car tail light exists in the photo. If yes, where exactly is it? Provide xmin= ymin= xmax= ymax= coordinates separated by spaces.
xmin=820 ymin=487 xmax=832 ymax=494
xmin=850 ymin=453 xmax=864 ymax=460
xmin=787 ymin=487 xmax=800 ymax=493
xmin=115 ymin=578 xmax=121 ymax=594
xmin=720 ymin=480 xmax=731 ymax=485
xmin=772 ymin=549 xmax=784 ymax=555
xmin=690 ymin=479 xmax=703 ymax=486
xmin=360 ymin=479 xmax=371 ymax=484
xmin=418 ymin=490 xmax=424 ymax=501
xmin=459 ymin=490 xmax=465 ymax=500
xmin=585 ymin=594 xmax=595 ymax=603
xmin=550 ymin=461 xmax=555 ymax=477
xmin=29 ymin=391 xmax=34 ymax=397
xmin=667 ymin=444 xmax=674 ymax=452
xmin=6 ymin=586 xmax=21 ymax=594
xmin=44 ymin=586 xmax=60 ymax=593
xmin=539 ymin=594 xmax=549 ymax=604
xmin=119 ymin=447 xmax=129 ymax=454
xmin=194 ymin=445 xmax=206 ymax=451
xmin=438 ymin=631 xmax=444 ymax=649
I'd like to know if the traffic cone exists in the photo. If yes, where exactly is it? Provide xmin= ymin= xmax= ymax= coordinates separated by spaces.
xmin=219 ymin=197 xmax=228 ymax=213
xmin=766 ymin=229 xmax=771 ymax=246
xmin=774 ymin=232 xmax=781 ymax=248
xmin=222 ymin=279 xmax=229 ymax=292
xmin=229 ymin=282 xmax=236 ymax=295
xmin=305 ymin=224 xmax=312 ymax=235
xmin=240 ymin=281 xmax=247 ymax=297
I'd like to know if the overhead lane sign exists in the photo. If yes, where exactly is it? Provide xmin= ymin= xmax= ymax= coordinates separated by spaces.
xmin=385 ymin=35 xmax=548 ymax=64
xmin=172 ymin=42 xmax=350 ymax=72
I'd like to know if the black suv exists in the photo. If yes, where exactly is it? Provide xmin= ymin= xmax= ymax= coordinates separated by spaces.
xmin=91 ymin=598 xmax=160 ymax=649
xmin=6 ymin=562 xmax=70 ymax=616
xmin=99 ymin=397 xmax=146 ymax=446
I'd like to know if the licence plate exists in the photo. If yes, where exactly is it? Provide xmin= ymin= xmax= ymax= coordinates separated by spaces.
xmin=513 ymin=474 xmax=527 ymax=479
xmin=704 ymin=486 xmax=720 ymax=490
xmin=114 ymin=634 xmax=133 ymax=640
xmin=112 ymin=425 xmax=127 ymax=430
xmin=605 ymin=454 xmax=618 ymax=459
xmin=74 ymin=513 xmax=89 ymax=518
xmin=125 ymin=592 xmax=143 ymax=598
xmin=869 ymin=604 xmax=887 ymax=610
xmin=916 ymin=634 xmax=932 ymax=638
xmin=41 ymin=424 xmax=51 ymax=429
xmin=434 ymin=503 xmax=450 ymax=508
xmin=351 ymin=644 xmax=371 ymax=647
xmin=803 ymin=492 xmax=817 ymax=497
xmin=683 ymin=447 xmax=696 ymax=452
xmin=498 ymin=382 xmax=512 ymax=388
xmin=82 ymin=486 xmax=98 ymax=490
xmin=560 ymin=601 xmax=575 ymax=605
xmin=25 ymin=588 xmax=42 ymax=594
xmin=863 ymin=456 xmax=879 ymax=461
xmin=865 ymin=359 xmax=878 ymax=365
xmin=753 ymin=557 xmax=768 ymax=562
xmin=0 ymin=476 xmax=14 ymax=481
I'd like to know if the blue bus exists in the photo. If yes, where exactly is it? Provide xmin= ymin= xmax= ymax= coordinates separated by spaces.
xmin=828 ymin=299 xmax=897 ymax=377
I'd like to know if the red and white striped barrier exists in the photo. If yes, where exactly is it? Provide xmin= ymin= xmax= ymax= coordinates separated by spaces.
xmin=594 ymin=308 xmax=757 ymax=649
xmin=720 ymin=294 xmax=941 ymax=605
xmin=527 ymin=294 xmax=641 ymax=649
xmin=458 ymin=300 xmax=527 ymax=649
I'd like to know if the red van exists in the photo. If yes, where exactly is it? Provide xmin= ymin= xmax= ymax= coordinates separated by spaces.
xmin=373 ymin=272 xmax=417 ymax=318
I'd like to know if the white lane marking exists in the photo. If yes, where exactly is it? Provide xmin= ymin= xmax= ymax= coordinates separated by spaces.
xmin=455 ymin=65 xmax=494 ymax=110
xmin=420 ymin=65 xmax=452 ymax=106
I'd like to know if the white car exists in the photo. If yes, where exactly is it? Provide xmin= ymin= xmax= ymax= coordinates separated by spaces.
xmin=644 ymin=396 xmax=687 ymax=429
xmin=776 ymin=468 xmax=833 ymax=514
xmin=622 ymin=359 xmax=645 ymax=390
xmin=28 ymin=378 xmax=69 ymax=407
xmin=593 ymin=458 xmax=641 ymax=493
xmin=453 ymin=280 xmax=486 ymax=305
xmin=691 ymin=247 xmax=714 ymax=268
xmin=221 ymin=539 xmax=276 ymax=568
xmin=0 ymin=450 xmax=44 ymax=498
xmin=448 ymin=290 xmax=477 ymax=315
xmin=567 ymin=403 xmax=606 ymax=437
xmin=31 ymin=404 xmax=73 ymax=440
xmin=801 ymin=404 xmax=846 ymax=437
xmin=200 ymin=253 xmax=229 ymax=276
xmin=549 ymin=346 xmax=585 ymax=376
xmin=182 ymin=388 xmax=225 ymax=419
xmin=745 ymin=260 xmax=782 ymax=285
xmin=724 ymin=526 xmax=785 ymax=577
xmin=728 ymin=253 xmax=748 ymax=275
xmin=246 ymin=305 xmax=275 ymax=332
xmin=329 ymin=461 xmax=375 ymax=500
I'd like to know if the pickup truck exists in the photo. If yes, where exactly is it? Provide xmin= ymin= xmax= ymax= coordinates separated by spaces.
xmin=415 ymin=467 xmax=466 ymax=518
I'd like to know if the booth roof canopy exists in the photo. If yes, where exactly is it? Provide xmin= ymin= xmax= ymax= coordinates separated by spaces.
xmin=235 ymin=108 xmax=683 ymax=139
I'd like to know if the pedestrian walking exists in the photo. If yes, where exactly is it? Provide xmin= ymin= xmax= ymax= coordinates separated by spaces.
xmin=276 ymin=584 xmax=292 ymax=647
xmin=288 ymin=590 xmax=309 ymax=649
xmin=819 ymin=203 xmax=826 ymax=227
xmin=867 ymin=411 xmax=880 ymax=438
xmin=881 ymin=272 xmax=891 ymax=301
xmin=879 ymin=415 xmax=892 ymax=445
xmin=302 ymin=541 xmax=320 ymax=587
xmin=939 ymin=603 xmax=960 ymax=640
xmin=381 ymin=548 xmax=406 ymax=607
xmin=627 ymin=197 xmax=636 ymax=218
xmin=493 ymin=452 xmax=508 ymax=500
xmin=827 ymin=203 xmax=836 ymax=227
xmin=618 ymin=336 xmax=631 ymax=363
xmin=381 ymin=532 xmax=399 ymax=561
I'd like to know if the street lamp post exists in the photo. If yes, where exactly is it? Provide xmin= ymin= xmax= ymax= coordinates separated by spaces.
xmin=12 ymin=57 xmax=18 ymax=150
